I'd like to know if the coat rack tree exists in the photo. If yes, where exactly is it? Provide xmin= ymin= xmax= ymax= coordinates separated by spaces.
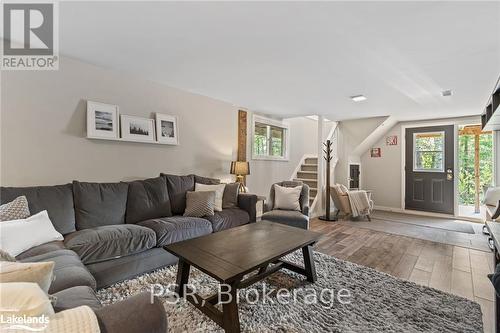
xmin=319 ymin=139 xmax=337 ymax=221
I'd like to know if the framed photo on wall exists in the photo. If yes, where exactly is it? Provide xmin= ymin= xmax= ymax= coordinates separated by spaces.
xmin=120 ymin=115 xmax=156 ymax=142
xmin=155 ymin=113 xmax=179 ymax=145
xmin=370 ymin=148 xmax=381 ymax=158
xmin=87 ymin=101 xmax=119 ymax=139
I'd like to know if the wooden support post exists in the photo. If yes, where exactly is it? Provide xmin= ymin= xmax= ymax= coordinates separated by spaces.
xmin=474 ymin=133 xmax=480 ymax=214
xmin=237 ymin=110 xmax=247 ymax=184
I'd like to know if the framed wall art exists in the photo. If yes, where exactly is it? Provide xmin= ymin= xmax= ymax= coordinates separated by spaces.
xmin=120 ymin=115 xmax=156 ymax=142
xmin=155 ymin=113 xmax=179 ymax=145
xmin=87 ymin=101 xmax=119 ymax=139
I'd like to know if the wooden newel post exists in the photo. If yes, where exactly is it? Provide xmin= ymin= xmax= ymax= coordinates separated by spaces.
xmin=319 ymin=140 xmax=337 ymax=221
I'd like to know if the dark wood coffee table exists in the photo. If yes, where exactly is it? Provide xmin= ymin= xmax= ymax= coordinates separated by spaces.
xmin=165 ymin=221 xmax=322 ymax=333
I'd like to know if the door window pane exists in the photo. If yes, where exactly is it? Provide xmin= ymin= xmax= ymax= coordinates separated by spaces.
xmin=413 ymin=132 xmax=445 ymax=172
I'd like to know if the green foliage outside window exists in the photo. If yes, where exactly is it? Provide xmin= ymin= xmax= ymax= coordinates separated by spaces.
xmin=254 ymin=123 xmax=268 ymax=156
xmin=458 ymin=133 xmax=493 ymax=205
xmin=414 ymin=133 xmax=444 ymax=171
xmin=253 ymin=122 xmax=285 ymax=158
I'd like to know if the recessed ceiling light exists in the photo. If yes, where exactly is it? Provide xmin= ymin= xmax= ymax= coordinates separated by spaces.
xmin=350 ymin=95 xmax=367 ymax=102
xmin=442 ymin=90 xmax=453 ymax=97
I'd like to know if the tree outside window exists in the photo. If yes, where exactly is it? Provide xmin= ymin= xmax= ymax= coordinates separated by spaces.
xmin=253 ymin=121 xmax=287 ymax=159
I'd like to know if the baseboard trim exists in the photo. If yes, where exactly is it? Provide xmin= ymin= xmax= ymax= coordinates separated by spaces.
xmin=373 ymin=205 xmax=404 ymax=213
xmin=374 ymin=205 xmax=483 ymax=223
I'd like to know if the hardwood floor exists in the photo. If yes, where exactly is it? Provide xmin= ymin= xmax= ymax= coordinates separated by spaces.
xmin=310 ymin=218 xmax=496 ymax=332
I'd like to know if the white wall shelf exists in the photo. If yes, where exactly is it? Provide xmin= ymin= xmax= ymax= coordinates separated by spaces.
xmin=86 ymin=135 xmax=177 ymax=145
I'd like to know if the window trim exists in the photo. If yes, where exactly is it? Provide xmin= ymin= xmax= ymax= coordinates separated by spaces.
xmin=413 ymin=131 xmax=445 ymax=172
xmin=251 ymin=115 xmax=289 ymax=161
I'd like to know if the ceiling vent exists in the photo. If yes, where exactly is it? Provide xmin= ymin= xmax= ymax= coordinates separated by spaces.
xmin=442 ymin=90 xmax=453 ymax=97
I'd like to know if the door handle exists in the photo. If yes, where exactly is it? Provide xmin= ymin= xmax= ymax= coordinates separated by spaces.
xmin=446 ymin=168 xmax=453 ymax=180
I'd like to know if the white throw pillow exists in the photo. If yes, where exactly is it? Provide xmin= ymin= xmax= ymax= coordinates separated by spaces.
xmin=0 ymin=210 xmax=63 ymax=257
xmin=0 ymin=282 xmax=54 ymax=318
xmin=274 ymin=184 xmax=302 ymax=211
xmin=44 ymin=305 xmax=100 ymax=333
xmin=484 ymin=187 xmax=500 ymax=206
xmin=0 ymin=261 xmax=55 ymax=293
xmin=195 ymin=183 xmax=226 ymax=212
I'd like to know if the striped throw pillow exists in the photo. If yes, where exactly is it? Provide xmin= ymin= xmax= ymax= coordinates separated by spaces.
xmin=183 ymin=191 xmax=215 ymax=217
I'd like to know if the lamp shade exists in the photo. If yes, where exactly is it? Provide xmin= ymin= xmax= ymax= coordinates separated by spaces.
xmin=230 ymin=161 xmax=250 ymax=176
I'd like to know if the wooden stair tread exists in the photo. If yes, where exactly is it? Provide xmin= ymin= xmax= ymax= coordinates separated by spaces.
xmin=294 ymin=178 xmax=317 ymax=182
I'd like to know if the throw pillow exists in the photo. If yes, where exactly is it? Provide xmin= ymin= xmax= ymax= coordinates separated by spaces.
xmin=274 ymin=184 xmax=302 ymax=211
xmin=0 ymin=210 xmax=64 ymax=257
xmin=0 ymin=249 xmax=16 ymax=262
xmin=222 ymin=183 xmax=240 ymax=209
xmin=0 ymin=282 xmax=54 ymax=318
xmin=195 ymin=183 xmax=226 ymax=211
xmin=0 ymin=195 xmax=30 ymax=222
xmin=184 ymin=191 xmax=215 ymax=218
xmin=45 ymin=305 xmax=100 ymax=333
xmin=484 ymin=187 xmax=500 ymax=206
xmin=0 ymin=261 xmax=55 ymax=293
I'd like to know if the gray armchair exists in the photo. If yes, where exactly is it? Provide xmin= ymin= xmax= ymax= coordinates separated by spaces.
xmin=262 ymin=181 xmax=310 ymax=229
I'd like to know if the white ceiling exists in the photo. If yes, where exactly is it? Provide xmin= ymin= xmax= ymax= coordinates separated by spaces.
xmin=58 ymin=1 xmax=500 ymax=121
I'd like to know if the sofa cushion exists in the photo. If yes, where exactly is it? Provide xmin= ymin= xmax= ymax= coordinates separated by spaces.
xmin=0 ymin=184 xmax=76 ymax=234
xmin=15 ymin=241 xmax=66 ymax=260
xmin=64 ymin=225 xmax=156 ymax=265
xmin=73 ymin=181 xmax=129 ymax=229
xmin=87 ymin=248 xmax=176 ymax=289
xmin=161 ymin=174 xmax=195 ymax=215
xmin=126 ymin=177 xmax=172 ymax=224
xmin=52 ymin=286 xmax=102 ymax=313
xmin=204 ymin=208 xmax=250 ymax=232
xmin=138 ymin=216 xmax=212 ymax=247
xmin=194 ymin=175 xmax=221 ymax=185
xmin=262 ymin=210 xmax=309 ymax=230
xmin=20 ymin=249 xmax=97 ymax=293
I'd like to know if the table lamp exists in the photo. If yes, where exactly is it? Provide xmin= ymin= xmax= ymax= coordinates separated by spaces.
xmin=230 ymin=161 xmax=250 ymax=193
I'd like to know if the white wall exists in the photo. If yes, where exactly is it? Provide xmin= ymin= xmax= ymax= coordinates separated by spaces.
xmin=335 ymin=116 xmax=387 ymax=186
xmin=361 ymin=116 xmax=481 ymax=209
xmin=246 ymin=116 xmax=323 ymax=197
xmin=1 ymin=57 xmax=239 ymax=186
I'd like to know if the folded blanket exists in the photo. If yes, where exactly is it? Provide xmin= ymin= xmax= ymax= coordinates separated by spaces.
xmin=347 ymin=190 xmax=373 ymax=217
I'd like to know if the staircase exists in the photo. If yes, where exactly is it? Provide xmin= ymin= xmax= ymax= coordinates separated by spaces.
xmin=293 ymin=157 xmax=318 ymax=207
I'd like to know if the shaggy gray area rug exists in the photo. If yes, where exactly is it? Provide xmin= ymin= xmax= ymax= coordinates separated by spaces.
xmin=96 ymin=251 xmax=483 ymax=332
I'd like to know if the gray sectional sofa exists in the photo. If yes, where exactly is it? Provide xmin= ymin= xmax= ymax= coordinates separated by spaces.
xmin=1 ymin=173 xmax=257 ymax=333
